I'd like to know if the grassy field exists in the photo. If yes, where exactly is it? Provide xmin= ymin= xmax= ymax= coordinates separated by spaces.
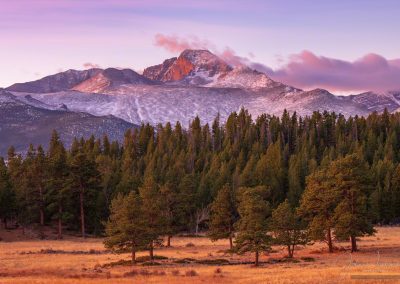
xmin=0 ymin=227 xmax=399 ymax=283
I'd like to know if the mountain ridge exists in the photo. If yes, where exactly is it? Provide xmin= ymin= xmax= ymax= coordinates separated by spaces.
xmin=4 ymin=49 xmax=400 ymax=130
xmin=0 ymin=90 xmax=136 ymax=156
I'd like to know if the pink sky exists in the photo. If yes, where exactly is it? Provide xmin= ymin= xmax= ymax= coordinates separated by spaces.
xmin=1 ymin=0 xmax=400 ymax=93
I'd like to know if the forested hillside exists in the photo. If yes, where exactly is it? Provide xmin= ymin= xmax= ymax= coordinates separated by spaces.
xmin=1 ymin=109 xmax=400 ymax=260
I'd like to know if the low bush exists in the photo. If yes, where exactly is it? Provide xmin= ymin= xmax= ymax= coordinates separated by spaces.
xmin=185 ymin=270 xmax=198 ymax=276
xmin=300 ymin=257 xmax=316 ymax=262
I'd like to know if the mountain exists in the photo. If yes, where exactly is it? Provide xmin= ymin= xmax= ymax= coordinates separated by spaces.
xmin=4 ymin=49 xmax=400 ymax=131
xmin=348 ymin=91 xmax=400 ymax=113
xmin=0 ymin=90 xmax=135 ymax=156
xmin=6 ymin=69 xmax=102 ymax=93
xmin=143 ymin=49 xmax=232 ymax=85
xmin=72 ymin=68 xmax=155 ymax=93
xmin=143 ymin=57 xmax=177 ymax=81
xmin=207 ymin=66 xmax=286 ymax=89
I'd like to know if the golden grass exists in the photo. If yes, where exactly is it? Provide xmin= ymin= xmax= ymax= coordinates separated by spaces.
xmin=0 ymin=227 xmax=400 ymax=283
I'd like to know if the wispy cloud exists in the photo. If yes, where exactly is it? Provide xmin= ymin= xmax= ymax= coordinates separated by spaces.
xmin=154 ymin=34 xmax=215 ymax=53
xmin=83 ymin=62 xmax=101 ymax=69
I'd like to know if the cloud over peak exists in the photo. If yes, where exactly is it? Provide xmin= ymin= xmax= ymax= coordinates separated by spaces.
xmin=154 ymin=34 xmax=215 ymax=53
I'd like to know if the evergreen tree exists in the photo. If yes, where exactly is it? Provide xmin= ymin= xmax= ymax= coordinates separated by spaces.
xmin=270 ymin=200 xmax=309 ymax=258
xmin=0 ymin=157 xmax=16 ymax=228
xmin=299 ymin=167 xmax=339 ymax=253
xmin=104 ymin=192 xmax=149 ymax=264
xmin=159 ymin=184 xmax=181 ymax=247
xmin=329 ymin=154 xmax=375 ymax=252
xmin=139 ymin=176 xmax=165 ymax=260
xmin=68 ymin=150 xmax=101 ymax=238
xmin=234 ymin=186 xmax=272 ymax=266
xmin=46 ymin=131 xmax=69 ymax=239
xmin=391 ymin=164 xmax=400 ymax=221
xmin=208 ymin=184 xmax=236 ymax=249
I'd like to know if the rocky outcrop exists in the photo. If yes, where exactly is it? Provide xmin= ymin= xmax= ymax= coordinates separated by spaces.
xmin=72 ymin=68 xmax=155 ymax=93
xmin=143 ymin=57 xmax=177 ymax=81
xmin=143 ymin=49 xmax=232 ymax=84
xmin=6 ymin=69 xmax=102 ymax=93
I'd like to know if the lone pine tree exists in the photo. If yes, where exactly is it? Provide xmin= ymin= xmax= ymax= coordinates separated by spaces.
xmin=270 ymin=199 xmax=309 ymax=258
xmin=234 ymin=186 xmax=272 ymax=266
xmin=208 ymin=184 xmax=236 ymax=249
xmin=299 ymin=166 xmax=339 ymax=253
xmin=104 ymin=192 xmax=149 ymax=264
xmin=329 ymin=153 xmax=375 ymax=252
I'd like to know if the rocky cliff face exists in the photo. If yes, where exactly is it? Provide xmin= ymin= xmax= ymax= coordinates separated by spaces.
xmin=143 ymin=49 xmax=232 ymax=84
xmin=143 ymin=57 xmax=177 ymax=81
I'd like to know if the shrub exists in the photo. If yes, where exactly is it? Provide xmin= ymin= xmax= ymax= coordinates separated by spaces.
xmin=136 ymin=255 xmax=168 ymax=262
xmin=141 ymin=261 xmax=161 ymax=266
xmin=300 ymin=257 xmax=316 ymax=262
xmin=171 ymin=270 xmax=180 ymax=276
xmin=185 ymin=242 xmax=195 ymax=247
xmin=123 ymin=270 xmax=139 ymax=277
xmin=196 ymin=258 xmax=230 ymax=265
xmin=174 ymin=258 xmax=195 ymax=264
xmin=152 ymin=270 xmax=166 ymax=276
xmin=185 ymin=270 xmax=198 ymax=277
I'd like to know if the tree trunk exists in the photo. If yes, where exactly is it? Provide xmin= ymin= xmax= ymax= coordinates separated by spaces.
xmin=79 ymin=188 xmax=86 ymax=238
xmin=167 ymin=235 xmax=172 ymax=247
xmin=3 ymin=217 xmax=7 ymax=229
xmin=327 ymin=228 xmax=333 ymax=253
xmin=255 ymin=250 xmax=259 ymax=266
xmin=287 ymin=245 xmax=293 ymax=258
xmin=351 ymin=235 xmax=358 ymax=252
xmin=39 ymin=185 xmax=44 ymax=226
xmin=229 ymin=236 xmax=233 ymax=250
xmin=58 ymin=204 xmax=63 ymax=239
xmin=149 ymin=241 xmax=154 ymax=261
xmin=131 ymin=248 xmax=136 ymax=265
xmin=39 ymin=208 xmax=45 ymax=226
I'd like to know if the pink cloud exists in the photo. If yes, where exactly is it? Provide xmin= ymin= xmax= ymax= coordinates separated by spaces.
xmin=83 ymin=62 xmax=101 ymax=69
xmin=154 ymin=34 xmax=215 ymax=53
xmin=269 ymin=51 xmax=400 ymax=92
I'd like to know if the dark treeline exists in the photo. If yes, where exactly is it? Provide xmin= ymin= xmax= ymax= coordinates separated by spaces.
xmin=1 ymin=109 xmax=400 ymax=264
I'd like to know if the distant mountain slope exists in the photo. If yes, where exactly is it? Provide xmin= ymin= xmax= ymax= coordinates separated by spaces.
xmin=0 ymin=90 xmax=135 ymax=156
xmin=11 ymin=85 xmax=371 ymax=127
xmin=72 ymin=68 xmax=156 ymax=93
xmin=348 ymin=91 xmax=400 ymax=113
xmin=6 ymin=69 xmax=102 ymax=93
xmin=207 ymin=66 xmax=285 ymax=89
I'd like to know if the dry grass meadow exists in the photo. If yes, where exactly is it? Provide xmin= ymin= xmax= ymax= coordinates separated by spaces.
xmin=0 ymin=227 xmax=399 ymax=283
